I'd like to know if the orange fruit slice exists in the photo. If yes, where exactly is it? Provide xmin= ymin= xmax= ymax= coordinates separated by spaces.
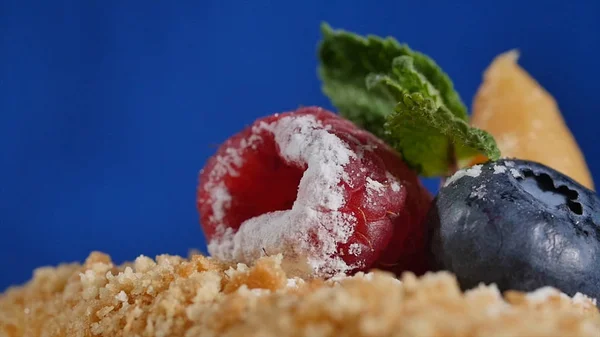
xmin=471 ymin=50 xmax=594 ymax=189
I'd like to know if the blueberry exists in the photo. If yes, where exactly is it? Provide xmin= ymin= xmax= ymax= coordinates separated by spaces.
xmin=427 ymin=159 xmax=600 ymax=300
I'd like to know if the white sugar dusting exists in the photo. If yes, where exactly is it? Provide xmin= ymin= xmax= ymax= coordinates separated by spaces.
xmin=510 ymin=168 xmax=522 ymax=178
xmin=493 ymin=165 xmax=507 ymax=174
xmin=348 ymin=243 xmax=362 ymax=256
xmin=208 ymin=114 xmax=362 ymax=277
xmin=203 ymin=132 xmax=264 ymax=224
xmin=444 ymin=165 xmax=483 ymax=187
xmin=268 ymin=115 xmax=355 ymax=211
xmin=366 ymin=177 xmax=384 ymax=193
xmin=386 ymin=172 xmax=402 ymax=192
xmin=469 ymin=184 xmax=486 ymax=199
xmin=210 ymin=183 xmax=232 ymax=223
xmin=365 ymin=177 xmax=385 ymax=204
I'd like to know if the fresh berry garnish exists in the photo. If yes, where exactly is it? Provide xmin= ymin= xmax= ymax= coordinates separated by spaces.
xmin=197 ymin=107 xmax=431 ymax=277
xmin=428 ymin=159 xmax=600 ymax=299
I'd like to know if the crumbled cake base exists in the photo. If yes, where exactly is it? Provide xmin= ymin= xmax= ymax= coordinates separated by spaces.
xmin=1 ymin=252 xmax=599 ymax=337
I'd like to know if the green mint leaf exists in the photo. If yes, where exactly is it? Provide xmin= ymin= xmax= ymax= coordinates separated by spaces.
xmin=317 ymin=23 xmax=500 ymax=176
xmin=318 ymin=22 xmax=468 ymax=136
xmin=367 ymin=57 xmax=500 ymax=176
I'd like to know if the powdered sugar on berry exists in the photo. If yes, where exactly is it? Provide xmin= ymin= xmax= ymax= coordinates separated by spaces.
xmin=444 ymin=165 xmax=483 ymax=187
xmin=348 ymin=243 xmax=362 ymax=256
xmin=203 ymin=133 xmax=264 ymax=224
xmin=510 ymin=168 xmax=522 ymax=178
xmin=210 ymin=183 xmax=232 ymax=224
xmin=208 ymin=114 xmax=362 ymax=278
xmin=366 ymin=177 xmax=385 ymax=192
xmin=387 ymin=172 xmax=402 ymax=192
xmin=493 ymin=165 xmax=507 ymax=174
xmin=470 ymin=184 xmax=486 ymax=200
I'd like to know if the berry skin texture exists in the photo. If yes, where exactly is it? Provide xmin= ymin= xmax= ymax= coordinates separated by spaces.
xmin=428 ymin=159 xmax=600 ymax=300
xmin=198 ymin=107 xmax=432 ymax=278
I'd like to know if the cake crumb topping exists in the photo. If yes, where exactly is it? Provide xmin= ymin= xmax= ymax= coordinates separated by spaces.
xmin=1 ymin=251 xmax=599 ymax=337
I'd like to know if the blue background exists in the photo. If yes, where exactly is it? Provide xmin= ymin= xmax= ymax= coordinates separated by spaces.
xmin=1 ymin=1 xmax=599 ymax=291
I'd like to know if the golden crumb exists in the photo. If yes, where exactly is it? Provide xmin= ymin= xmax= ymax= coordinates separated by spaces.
xmin=1 ymin=252 xmax=599 ymax=337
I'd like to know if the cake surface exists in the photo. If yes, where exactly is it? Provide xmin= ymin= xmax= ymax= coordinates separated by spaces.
xmin=1 ymin=252 xmax=599 ymax=337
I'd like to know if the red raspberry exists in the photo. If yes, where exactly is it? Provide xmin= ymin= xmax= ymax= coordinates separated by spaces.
xmin=197 ymin=107 xmax=431 ymax=277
